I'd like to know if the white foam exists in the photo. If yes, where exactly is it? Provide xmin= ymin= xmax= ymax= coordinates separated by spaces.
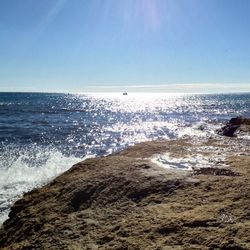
xmin=151 ymin=152 xmax=227 ymax=171
xmin=0 ymin=147 xmax=84 ymax=225
xmin=176 ymin=122 xmax=220 ymax=139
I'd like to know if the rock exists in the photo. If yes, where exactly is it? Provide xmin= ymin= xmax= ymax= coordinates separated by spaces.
xmin=229 ymin=116 xmax=250 ymax=126
xmin=193 ymin=167 xmax=240 ymax=176
xmin=217 ymin=116 xmax=250 ymax=137
xmin=217 ymin=124 xmax=240 ymax=137
xmin=0 ymin=138 xmax=249 ymax=249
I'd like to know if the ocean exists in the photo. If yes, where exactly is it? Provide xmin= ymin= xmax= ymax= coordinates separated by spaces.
xmin=0 ymin=92 xmax=249 ymax=223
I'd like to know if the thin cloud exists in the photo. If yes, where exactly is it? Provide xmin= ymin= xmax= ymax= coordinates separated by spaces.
xmin=83 ymin=83 xmax=250 ymax=93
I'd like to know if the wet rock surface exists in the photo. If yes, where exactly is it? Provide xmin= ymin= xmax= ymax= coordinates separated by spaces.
xmin=193 ymin=167 xmax=240 ymax=176
xmin=0 ymin=137 xmax=250 ymax=250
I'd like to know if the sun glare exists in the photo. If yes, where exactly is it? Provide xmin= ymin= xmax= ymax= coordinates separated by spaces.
xmin=123 ymin=0 xmax=161 ymax=31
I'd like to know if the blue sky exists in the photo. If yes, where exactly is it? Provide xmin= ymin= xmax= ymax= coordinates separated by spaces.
xmin=0 ymin=0 xmax=250 ymax=93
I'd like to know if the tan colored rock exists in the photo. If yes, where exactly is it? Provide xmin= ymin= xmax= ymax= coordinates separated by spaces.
xmin=0 ymin=137 xmax=249 ymax=249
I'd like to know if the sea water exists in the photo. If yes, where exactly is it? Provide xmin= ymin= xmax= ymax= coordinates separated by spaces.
xmin=0 ymin=92 xmax=249 ymax=223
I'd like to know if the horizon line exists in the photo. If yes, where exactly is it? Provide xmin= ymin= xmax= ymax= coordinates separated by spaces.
xmin=0 ymin=90 xmax=249 ymax=95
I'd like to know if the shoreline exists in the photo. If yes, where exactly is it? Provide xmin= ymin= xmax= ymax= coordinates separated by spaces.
xmin=0 ymin=128 xmax=249 ymax=249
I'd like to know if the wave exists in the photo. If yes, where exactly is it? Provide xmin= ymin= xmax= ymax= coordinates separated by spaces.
xmin=0 ymin=146 xmax=85 ymax=224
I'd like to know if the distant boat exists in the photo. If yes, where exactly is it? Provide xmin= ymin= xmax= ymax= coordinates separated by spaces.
xmin=123 ymin=92 xmax=128 ymax=95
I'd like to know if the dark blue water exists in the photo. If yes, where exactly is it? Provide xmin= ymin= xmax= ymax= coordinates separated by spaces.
xmin=0 ymin=92 xmax=249 ymax=223
xmin=1 ymin=92 xmax=249 ymax=156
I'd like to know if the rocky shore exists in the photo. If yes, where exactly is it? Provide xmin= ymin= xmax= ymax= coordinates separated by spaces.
xmin=0 ymin=120 xmax=250 ymax=249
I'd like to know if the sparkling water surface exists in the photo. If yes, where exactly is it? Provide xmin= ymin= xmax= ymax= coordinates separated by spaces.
xmin=0 ymin=92 xmax=249 ymax=223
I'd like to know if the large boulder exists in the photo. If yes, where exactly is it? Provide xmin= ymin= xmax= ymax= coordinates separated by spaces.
xmin=0 ymin=138 xmax=250 ymax=249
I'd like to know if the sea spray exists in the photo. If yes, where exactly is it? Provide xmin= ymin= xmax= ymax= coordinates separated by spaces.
xmin=0 ymin=145 xmax=83 ymax=224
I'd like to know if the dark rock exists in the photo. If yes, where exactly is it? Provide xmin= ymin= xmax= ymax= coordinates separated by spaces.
xmin=229 ymin=116 xmax=250 ymax=126
xmin=217 ymin=124 xmax=240 ymax=137
xmin=193 ymin=167 xmax=240 ymax=176
xmin=217 ymin=116 xmax=250 ymax=137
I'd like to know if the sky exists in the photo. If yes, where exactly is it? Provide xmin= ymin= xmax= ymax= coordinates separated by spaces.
xmin=0 ymin=0 xmax=250 ymax=93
